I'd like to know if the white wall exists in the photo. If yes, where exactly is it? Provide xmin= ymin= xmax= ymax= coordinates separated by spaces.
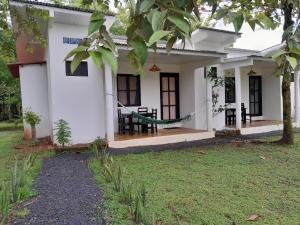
xmin=20 ymin=64 xmax=51 ymax=138
xmin=180 ymin=65 xmax=196 ymax=129
xmin=47 ymin=22 xmax=106 ymax=144
xmin=212 ymin=65 xmax=226 ymax=130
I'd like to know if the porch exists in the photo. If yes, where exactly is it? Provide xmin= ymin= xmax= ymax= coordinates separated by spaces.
xmin=110 ymin=128 xmax=214 ymax=148
xmin=226 ymin=120 xmax=283 ymax=135
xmin=222 ymin=56 xmax=286 ymax=134
xmin=102 ymin=41 xmax=226 ymax=147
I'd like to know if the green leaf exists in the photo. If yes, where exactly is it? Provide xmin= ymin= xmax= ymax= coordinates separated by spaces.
xmin=88 ymin=12 xmax=105 ymax=35
xmin=64 ymin=46 xmax=88 ymax=60
xmin=286 ymin=56 xmax=298 ymax=69
xmin=233 ymin=13 xmax=244 ymax=32
xmin=98 ymin=47 xmax=118 ymax=75
xmin=270 ymin=49 xmax=286 ymax=59
xmin=167 ymin=15 xmax=190 ymax=34
xmin=166 ymin=36 xmax=177 ymax=52
xmin=71 ymin=51 xmax=89 ymax=73
xmin=89 ymin=51 xmax=104 ymax=70
xmin=90 ymin=11 xmax=104 ymax=22
xmin=135 ymin=19 xmax=153 ymax=42
xmin=168 ymin=7 xmax=195 ymax=20
xmin=139 ymin=0 xmax=155 ymax=13
xmin=151 ymin=10 xmax=167 ymax=31
xmin=148 ymin=30 xmax=171 ymax=46
xmin=130 ymin=38 xmax=148 ymax=66
xmin=248 ymin=19 xmax=256 ymax=31
xmin=290 ymin=47 xmax=300 ymax=56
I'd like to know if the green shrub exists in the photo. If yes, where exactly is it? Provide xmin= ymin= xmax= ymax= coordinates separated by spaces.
xmin=0 ymin=183 xmax=9 ymax=225
xmin=11 ymin=161 xmax=21 ymax=203
xmin=112 ymin=166 xmax=122 ymax=192
xmin=119 ymin=180 xmax=133 ymax=206
xmin=54 ymin=119 xmax=71 ymax=147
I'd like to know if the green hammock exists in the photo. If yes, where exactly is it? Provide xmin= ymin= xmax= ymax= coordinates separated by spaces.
xmin=131 ymin=111 xmax=193 ymax=125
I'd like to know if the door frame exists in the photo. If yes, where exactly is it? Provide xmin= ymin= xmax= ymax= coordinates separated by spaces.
xmin=160 ymin=73 xmax=180 ymax=120
xmin=249 ymin=76 xmax=262 ymax=116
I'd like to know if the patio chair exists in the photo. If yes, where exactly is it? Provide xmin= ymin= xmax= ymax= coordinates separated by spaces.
xmin=134 ymin=107 xmax=148 ymax=133
xmin=117 ymin=109 xmax=130 ymax=134
xmin=241 ymin=103 xmax=252 ymax=124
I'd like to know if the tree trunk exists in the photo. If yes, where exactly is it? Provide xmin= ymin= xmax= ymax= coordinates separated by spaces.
xmin=279 ymin=1 xmax=294 ymax=144
xmin=280 ymin=72 xmax=294 ymax=144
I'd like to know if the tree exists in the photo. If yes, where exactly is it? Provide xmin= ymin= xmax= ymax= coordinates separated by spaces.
xmin=0 ymin=0 xmax=22 ymax=121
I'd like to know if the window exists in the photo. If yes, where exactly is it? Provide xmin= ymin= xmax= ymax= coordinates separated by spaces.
xmin=66 ymin=61 xmax=88 ymax=76
xmin=225 ymin=77 xmax=235 ymax=103
xmin=117 ymin=74 xmax=141 ymax=106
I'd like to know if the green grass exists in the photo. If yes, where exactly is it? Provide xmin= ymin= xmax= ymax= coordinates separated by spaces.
xmin=89 ymin=135 xmax=300 ymax=225
xmin=0 ymin=130 xmax=51 ymax=208
xmin=0 ymin=121 xmax=22 ymax=131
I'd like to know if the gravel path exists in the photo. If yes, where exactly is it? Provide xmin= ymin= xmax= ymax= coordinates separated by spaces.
xmin=13 ymin=153 xmax=105 ymax=225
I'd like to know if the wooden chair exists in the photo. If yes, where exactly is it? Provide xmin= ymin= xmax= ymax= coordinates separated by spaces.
xmin=241 ymin=103 xmax=252 ymax=124
xmin=117 ymin=109 xmax=130 ymax=134
xmin=135 ymin=107 xmax=148 ymax=133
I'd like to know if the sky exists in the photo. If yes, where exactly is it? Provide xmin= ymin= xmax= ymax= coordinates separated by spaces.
xmin=216 ymin=22 xmax=283 ymax=51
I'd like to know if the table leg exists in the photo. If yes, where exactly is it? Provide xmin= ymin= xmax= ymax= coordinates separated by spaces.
xmin=129 ymin=116 xmax=134 ymax=135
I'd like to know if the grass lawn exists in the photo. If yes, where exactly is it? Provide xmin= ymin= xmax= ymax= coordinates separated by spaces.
xmin=0 ymin=121 xmax=22 ymax=131
xmin=0 ymin=130 xmax=50 ymax=207
xmin=90 ymin=135 xmax=300 ymax=225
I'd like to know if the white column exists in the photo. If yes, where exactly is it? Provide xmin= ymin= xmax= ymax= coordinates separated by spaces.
xmin=295 ymin=70 xmax=300 ymax=124
xmin=104 ymin=63 xmax=114 ymax=141
xmin=206 ymin=67 xmax=213 ymax=131
xmin=235 ymin=66 xmax=242 ymax=130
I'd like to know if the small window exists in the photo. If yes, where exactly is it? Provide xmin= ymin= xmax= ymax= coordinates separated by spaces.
xmin=117 ymin=74 xmax=141 ymax=106
xmin=225 ymin=77 xmax=235 ymax=103
xmin=66 ymin=61 xmax=88 ymax=76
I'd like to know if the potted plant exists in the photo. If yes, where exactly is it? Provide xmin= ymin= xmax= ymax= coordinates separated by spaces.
xmin=24 ymin=110 xmax=41 ymax=140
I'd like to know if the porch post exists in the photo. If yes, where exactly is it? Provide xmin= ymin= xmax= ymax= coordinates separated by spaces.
xmin=104 ymin=63 xmax=114 ymax=141
xmin=206 ymin=67 xmax=213 ymax=131
xmin=235 ymin=66 xmax=242 ymax=130
xmin=295 ymin=70 xmax=300 ymax=124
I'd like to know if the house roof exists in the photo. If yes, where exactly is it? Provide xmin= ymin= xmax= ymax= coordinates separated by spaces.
xmin=9 ymin=0 xmax=115 ymax=16
xmin=114 ymin=42 xmax=227 ymax=57
xmin=198 ymin=27 xmax=242 ymax=36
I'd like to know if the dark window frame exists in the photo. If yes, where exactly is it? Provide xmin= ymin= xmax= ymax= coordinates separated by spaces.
xmin=160 ymin=73 xmax=180 ymax=120
xmin=249 ymin=76 xmax=262 ymax=116
xmin=65 ymin=61 xmax=88 ymax=77
xmin=117 ymin=74 xmax=141 ymax=107
xmin=225 ymin=77 xmax=236 ymax=103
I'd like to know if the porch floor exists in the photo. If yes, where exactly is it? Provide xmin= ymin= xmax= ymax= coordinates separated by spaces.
xmin=225 ymin=120 xmax=283 ymax=135
xmin=111 ymin=128 xmax=214 ymax=148
xmin=115 ymin=128 xmax=205 ymax=141
xmin=226 ymin=120 xmax=282 ymax=129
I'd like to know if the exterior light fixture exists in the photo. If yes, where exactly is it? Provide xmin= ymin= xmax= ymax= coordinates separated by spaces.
xmin=247 ymin=67 xmax=257 ymax=76
xmin=149 ymin=52 xmax=161 ymax=72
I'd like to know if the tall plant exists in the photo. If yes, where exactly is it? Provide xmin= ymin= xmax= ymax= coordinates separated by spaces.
xmin=24 ymin=110 xmax=41 ymax=140
xmin=54 ymin=119 xmax=72 ymax=147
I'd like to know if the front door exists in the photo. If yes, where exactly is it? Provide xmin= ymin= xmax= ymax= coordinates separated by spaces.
xmin=160 ymin=73 xmax=180 ymax=120
xmin=249 ymin=76 xmax=262 ymax=116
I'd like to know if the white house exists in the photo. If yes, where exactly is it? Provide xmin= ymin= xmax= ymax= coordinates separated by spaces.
xmin=8 ymin=0 xmax=300 ymax=148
